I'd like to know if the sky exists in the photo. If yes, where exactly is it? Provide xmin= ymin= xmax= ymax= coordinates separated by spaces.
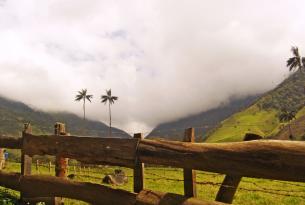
xmin=0 ymin=0 xmax=305 ymax=133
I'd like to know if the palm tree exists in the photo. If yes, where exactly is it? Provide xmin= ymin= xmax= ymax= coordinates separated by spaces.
xmin=75 ymin=89 xmax=93 ymax=121
xmin=101 ymin=89 xmax=118 ymax=137
xmin=279 ymin=108 xmax=296 ymax=140
xmin=287 ymin=46 xmax=305 ymax=73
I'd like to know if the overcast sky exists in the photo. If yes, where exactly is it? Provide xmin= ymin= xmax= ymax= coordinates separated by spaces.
xmin=0 ymin=0 xmax=304 ymax=133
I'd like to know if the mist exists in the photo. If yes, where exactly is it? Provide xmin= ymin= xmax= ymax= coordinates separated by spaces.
xmin=0 ymin=0 xmax=304 ymax=133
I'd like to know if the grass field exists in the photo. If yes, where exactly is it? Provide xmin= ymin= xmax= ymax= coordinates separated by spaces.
xmin=1 ymin=161 xmax=305 ymax=205
xmin=206 ymin=105 xmax=281 ymax=142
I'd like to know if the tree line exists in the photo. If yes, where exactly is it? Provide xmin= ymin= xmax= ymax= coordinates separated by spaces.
xmin=280 ymin=46 xmax=305 ymax=139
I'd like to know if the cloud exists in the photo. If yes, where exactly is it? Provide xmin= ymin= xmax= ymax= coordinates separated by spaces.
xmin=0 ymin=0 xmax=305 ymax=133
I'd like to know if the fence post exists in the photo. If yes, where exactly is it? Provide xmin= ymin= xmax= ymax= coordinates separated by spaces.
xmin=36 ymin=160 xmax=39 ymax=173
xmin=134 ymin=133 xmax=144 ymax=193
xmin=215 ymin=133 xmax=263 ymax=203
xmin=53 ymin=122 xmax=68 ymax=205
xmin=183 ymin=128 xmax=197 ymax=197
xmin=0 ymin=148 xmax=4 ymax=170
xmin=20 ymin=123 xmax=32 ymax=204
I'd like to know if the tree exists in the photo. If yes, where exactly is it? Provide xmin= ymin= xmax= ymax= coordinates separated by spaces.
xmin=286 ymin=46 xmax=305 ymax=73
xmin=278 ymin=108 xmax=296 ymax=140
xmin=101 ymin=89 xmax=118 ymax=137
xmin=75 ymin=89 xmax=93 ymax=121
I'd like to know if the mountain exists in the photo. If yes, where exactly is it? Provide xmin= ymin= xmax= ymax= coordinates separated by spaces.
xmin=206 ymin=71 xmax=305 ymax=142
xmin=0 ymin=96 xmax=130 ymax=138
xmin=147 ymin=95 xmax=260 ymax=141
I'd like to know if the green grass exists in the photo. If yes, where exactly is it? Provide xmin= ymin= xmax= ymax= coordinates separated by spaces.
xmin=206 ymin=103 xmax=305 ymax=143
xmin=296 ymin=107 xmax=305 ymax=119
xmin=1 ymin=161 xmax=305 ymax=205
xmin=206 ymin=105 xmax=281 ymax=142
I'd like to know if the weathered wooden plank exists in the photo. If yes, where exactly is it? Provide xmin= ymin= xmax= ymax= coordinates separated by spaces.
xmin=53 ymin=122 xmax=67 ymax=205
xmin=21 ymin=124 xmax=32 ymax=176
xmin=134 ymin=133 xmax=144 ymax=193
xmin=21 ymin=123 xmax=33 ymax=204
xmin=0 ymin=171 xmax=20 ymax=190
xmin=23 ymin=133 xmax=138 ymax=168
xmin=0 ymin=171 xmax=136 ymax=205
xmin=138 ymin=139 xmax=305 ymax=182
xmin=183 ymin=128 xmax=197 ymax=197
xmin=215 ymin=175 xmax=241 ymax=204
xmin=54 ymin=123 xmax=68 ymax=178
xmin=215 ymin=133 xmax=263 ymax=204
xmin=0 ymin=136 xmax=21 ymax=149
xmin=136 ymin=190 xmax=225 ymax=205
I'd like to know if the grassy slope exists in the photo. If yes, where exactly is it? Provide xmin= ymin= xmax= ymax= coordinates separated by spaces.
xmin=206 ymin=105 xmax=280 ymax=142
xmin=206 ymin=72 xmax=305 ymax=142
xmin=1 ymin=162 xmax=305 ymax=205
xmin=147 ymin=95 xmax=259 ymax=141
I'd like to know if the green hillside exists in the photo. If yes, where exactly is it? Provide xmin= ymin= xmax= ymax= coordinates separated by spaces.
xmin=206 ymin=71 xmax=305 ymax=142
xmin=0 ymin=96 xmax=129 ymax=138
xmin=147 ymin=96 xmax=259 ymax=141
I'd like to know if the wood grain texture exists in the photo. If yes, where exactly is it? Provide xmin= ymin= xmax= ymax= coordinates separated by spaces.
xmin=215 ymin=175 xmax=241 ymax=204
xmin=136 ymin=190 xmax=225 ymax=205
xmin=23 ymin=133 xmax=139 ymax=168
xmin=21 ymin=123 xmax=33 ymax=204
xmin=138 ymin=139 xmax=305 ymax=182
xmin=215 ymin=134 xmax=263 ymax=204
xmin=0 ymin=171 xmax=20 ymax=191
xmin=0 ymin=172 xmax=136 ymax=205
xmin=183 ymin=128 xmax=197 ymax=197
xmin=0 ymin=136 xmax=21 ymax=149
xmin=134 ymin=133 xmax=144 ymax=193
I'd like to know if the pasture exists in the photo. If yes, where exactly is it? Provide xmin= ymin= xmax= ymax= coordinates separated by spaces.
xmin=1 ymin=161 xmax=305 ymax=205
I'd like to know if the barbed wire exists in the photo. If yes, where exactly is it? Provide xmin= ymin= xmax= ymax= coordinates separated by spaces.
xmin=144 ymin=172 xmax=305 ymax=199
xmin=5 ymin=160 xmax=305 ymax=200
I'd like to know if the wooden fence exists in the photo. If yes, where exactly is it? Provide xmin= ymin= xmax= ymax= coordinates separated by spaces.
xmin=1 ymin=123 xmax=305 ymax=205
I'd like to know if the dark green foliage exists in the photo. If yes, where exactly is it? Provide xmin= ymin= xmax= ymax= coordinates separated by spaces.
xmin=0 ymin=188 xmax=18 ymax=205
xmin=258 ymin=72 xmax=305 ymax=111
xmin=101 ymin=89 xmax=118 ymax=105
xmin=286 ymin=47 xmax=304 ymax=72
xmin=75 ymin=89 xmax=93 ymax=102
xmin=278 ymin=109 xmax=296 ymax=123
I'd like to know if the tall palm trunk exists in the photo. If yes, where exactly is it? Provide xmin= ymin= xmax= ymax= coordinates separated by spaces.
xmin=288 ymin=124 xmax=293 ymax=140
xmin=83 ymin=98 xmax=86 ymax=121
xmin=109 ymin=102 xmax=112 ymax=137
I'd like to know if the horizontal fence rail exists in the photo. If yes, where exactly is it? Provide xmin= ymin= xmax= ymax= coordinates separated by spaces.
xmin=138 ymin=139 xmax=305 ymax=183
xmin=1 ymin=123 xmax=305 ymax=204
xmin=23 ymin=133 xmax=139 ymax=168
xmin=0 ymin=171 xmax=224 ymax=205
xmin=0 ymin=136 xmax=21 ymax=149
xmin=18 ymin=134 xmax=305 ymax=183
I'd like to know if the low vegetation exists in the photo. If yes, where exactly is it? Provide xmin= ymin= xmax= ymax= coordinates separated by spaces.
xmin=1 ymin=162 xmax=305 ymax=205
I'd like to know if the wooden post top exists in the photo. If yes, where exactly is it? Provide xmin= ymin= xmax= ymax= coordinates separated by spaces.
xmin=23 ymin=123 xmax=32 ymax=134
xmin=55 ymin=123 xmax=66 ymax=135
xmin=134 ymin=133 xmax=143 ymax=139
xmin=184 ymin=127 xmax=195 ymax=142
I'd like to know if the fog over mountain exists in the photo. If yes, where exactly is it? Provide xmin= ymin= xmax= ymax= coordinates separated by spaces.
xmin=0 ymin=1 xmax=304 ymax=133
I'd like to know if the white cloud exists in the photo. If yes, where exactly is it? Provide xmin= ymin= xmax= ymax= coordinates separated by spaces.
xmin=0 ymin=0 xmax=304 ymax=133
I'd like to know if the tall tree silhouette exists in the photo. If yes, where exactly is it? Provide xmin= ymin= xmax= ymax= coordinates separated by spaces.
xmin=101 ymin=89 xmax=118 ymax=137
xmin=75 ymin=89 xmax=93 ymax=121
xmin=279 ymin=108 xmax=296 ymax=140
xmin=287 ymin=46 xmax=305 ymax=72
